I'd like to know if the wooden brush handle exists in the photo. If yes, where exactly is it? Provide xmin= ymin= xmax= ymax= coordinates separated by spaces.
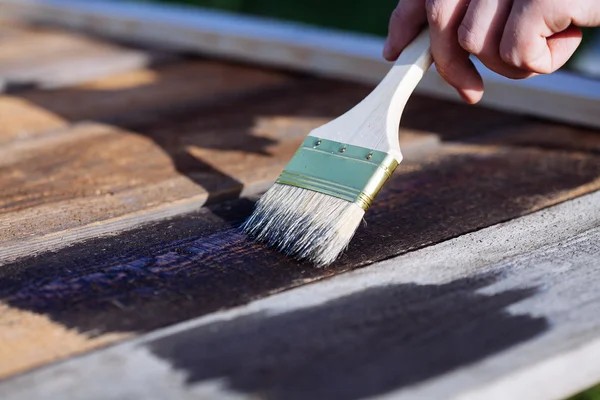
xmin=311 ymin=29 xmax=432 ymax=162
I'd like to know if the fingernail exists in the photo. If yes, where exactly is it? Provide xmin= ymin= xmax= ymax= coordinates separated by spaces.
xmin=458 ymin=89 xmax=483 ymax=104
xmin=458 ymin=91 xmax=471 ymax=103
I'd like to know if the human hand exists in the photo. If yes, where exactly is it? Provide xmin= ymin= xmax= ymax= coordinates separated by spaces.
xmin=383 ymin=0 xmax=600 ymax=103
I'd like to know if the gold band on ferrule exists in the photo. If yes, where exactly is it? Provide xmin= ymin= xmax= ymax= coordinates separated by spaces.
xmin=275 ymin=137 xmax=399 ymax=211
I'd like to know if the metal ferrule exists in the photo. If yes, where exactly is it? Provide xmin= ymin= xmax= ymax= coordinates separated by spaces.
xmin=275 ymin=137 xmax=399 ymax=211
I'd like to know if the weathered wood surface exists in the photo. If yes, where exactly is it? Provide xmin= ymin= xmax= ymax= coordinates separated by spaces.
xmin=0 ymin=60 xmax=291 ymax=144
xmin=0 ymin=19 xmax=168 ymax=92
xmin=0 ymin=78 xmax=442 ymax=248
xmin=1 ymin=130 xmax=600 ymax=378
xmin=0 ymin=55 xmax=523 ymax=257
xmin=2 ymin=18 xmax=600 ymax=399
xmin=2 ymin=190 xmax=600 ymax=400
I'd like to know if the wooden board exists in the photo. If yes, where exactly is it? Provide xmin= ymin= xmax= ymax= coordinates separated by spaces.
xmin=0 ymin=60 xmax=291 ymax=144
xmin=0 ymin=59 xmax=523 ymax=258
xmin=0 ymin=19 xmax=170 ymax=92
xmin=0 ymin=60 xmax=293 ymax=243
xmin=2 ymin=15 xmax=600 ymax=399
xmin=1 ymin=129 xmax=600 ymax=379
xmin=3 ymin=190 xmax=598 ymax=400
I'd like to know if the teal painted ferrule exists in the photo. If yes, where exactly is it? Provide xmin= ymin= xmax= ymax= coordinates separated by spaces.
xmin=276 ymin=137 xmax=399 ymax=211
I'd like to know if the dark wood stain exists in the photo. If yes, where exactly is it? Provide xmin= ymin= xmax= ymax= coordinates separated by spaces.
xmin=1 ymin=144 xmax=599 ymax=335
xmin=148 ymin=273 xmax=548 ymax=399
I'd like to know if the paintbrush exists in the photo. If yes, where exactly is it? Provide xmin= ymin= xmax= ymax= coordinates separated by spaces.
xmin=242 ymin=29 xmax=433 ymax=266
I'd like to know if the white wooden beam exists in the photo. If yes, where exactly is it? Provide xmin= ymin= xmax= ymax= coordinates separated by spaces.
xmin=3 ymin=0 xmax=600 ymax=129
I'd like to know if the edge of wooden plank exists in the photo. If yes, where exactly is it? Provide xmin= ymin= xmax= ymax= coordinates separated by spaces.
xmin=2 ymin=189 xmax=600 ymax=399
xmin=454 ymin=336 xmax=600 ymax=400
xmin=3 ymin=0 xmax=600 ymax=129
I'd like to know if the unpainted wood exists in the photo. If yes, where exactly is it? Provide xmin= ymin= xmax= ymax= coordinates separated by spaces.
xmin=0 ymin=59 xmax=291 ymax=144
xmin=0 ymin=19 xmax=169 ymax=92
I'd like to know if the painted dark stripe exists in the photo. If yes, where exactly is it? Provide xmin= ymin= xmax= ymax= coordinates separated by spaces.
xmin=148 ymin=273 xmax=547 ymax=399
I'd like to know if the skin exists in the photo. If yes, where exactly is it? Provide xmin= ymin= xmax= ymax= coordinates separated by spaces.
xmin=383 ymin=0 xmax=600 ymax=103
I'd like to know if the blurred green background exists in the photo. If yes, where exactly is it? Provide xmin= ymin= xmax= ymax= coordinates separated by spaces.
xmin=153 ymin=0 xmax=399 ymax=37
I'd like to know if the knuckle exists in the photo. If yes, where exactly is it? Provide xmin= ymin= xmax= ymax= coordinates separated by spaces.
xmin=434 ymin=59 xmax=457 ymax=81
xmin=500 ymin=45 xmax=549 ymax=73
xmin=425 ymin=0 xmax=444 ymax=26
xmin=499 ymin=45 xmax=519 ymax=67
xmin=457 ymin=23 xmax=482 ymax=54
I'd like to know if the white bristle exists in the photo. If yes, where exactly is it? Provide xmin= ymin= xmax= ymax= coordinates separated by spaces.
xmin=242 ymin=183 xmax=365 ymax=267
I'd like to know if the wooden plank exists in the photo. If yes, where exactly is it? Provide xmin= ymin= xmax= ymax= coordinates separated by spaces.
xmin=469 ymin=122 xmax=600 ymax=154
xmin=0 ymin=59 xmax=292 ymax=144
xmin=0 ymin=59 xmax=298 ymax=244
xmin=0 ymin=19 xmax=171 ymax=92
xmin=1 ymin=131 xmax=599 ymax=379
xmin=2 ymin=69 xmax=507 ymax=255
xmin=5 ymin=0 xmax=600 ymax=129
xmin=2 ymin=190 xmax=597 ymax=400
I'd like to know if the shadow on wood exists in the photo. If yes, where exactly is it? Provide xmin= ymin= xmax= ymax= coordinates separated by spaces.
xmin=148 ymin=273 xmax=547 ymax=400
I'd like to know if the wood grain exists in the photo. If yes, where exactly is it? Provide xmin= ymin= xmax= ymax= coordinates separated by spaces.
xmin=4 ymin=190 xmax=597 ymax=400
xmin=0 ymin=20 xmax=169 ymax=92
xmin=1 ymin=74 xmax=477 ymax=248
xmin=1 ymin=129 xmax=600 ymax=379
xmin=0 ymin=60 xmax=291 ymax=144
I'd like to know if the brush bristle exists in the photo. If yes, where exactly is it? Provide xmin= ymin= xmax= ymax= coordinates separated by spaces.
xmin=242 ymin=183 xmax=364 ymax=266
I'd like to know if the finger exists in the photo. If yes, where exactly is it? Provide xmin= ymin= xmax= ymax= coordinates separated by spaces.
xmin=427 ymin=0 xmax=484 ymax=103
xmin=545 ymin=26 xmax=583 ymax=71
xmin=458 ymin=0 xmax=533 ymax=79
xmin=384 ymin=0 xmax=427 ymax=61
xmin=570 ymin=0 xmax=600 ymax=28
xmin=499 ymin=0 xmax=578 ymax=73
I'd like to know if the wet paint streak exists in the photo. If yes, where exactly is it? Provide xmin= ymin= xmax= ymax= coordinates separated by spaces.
xmin=0 ymin=148 xmax=599 ymax=335
xmin=148 ymin=274 xmax=548 ymax=399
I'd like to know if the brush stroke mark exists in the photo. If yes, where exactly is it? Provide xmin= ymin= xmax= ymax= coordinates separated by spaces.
xmin=0 ymin=148 xmax=599 ymax=335
xmin=148 ymin=274 xmax=548 ymax=400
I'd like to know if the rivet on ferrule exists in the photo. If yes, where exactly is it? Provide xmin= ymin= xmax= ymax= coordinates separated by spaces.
xmin=276 ymin=137 xmax=400 ymax=211
xmin=314 ymin=139 xmax=322 ymax=146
